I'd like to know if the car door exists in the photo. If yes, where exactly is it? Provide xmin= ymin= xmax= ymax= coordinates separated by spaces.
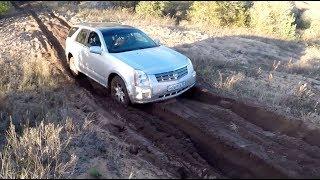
xmin=74 ymin=28 xmax=90 ymax=74
xmin=85 ymin=31 xmax=109 ymax=86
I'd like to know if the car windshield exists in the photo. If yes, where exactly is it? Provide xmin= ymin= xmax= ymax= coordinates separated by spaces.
xmin=101 ymin=28 xmax=158 ymax=53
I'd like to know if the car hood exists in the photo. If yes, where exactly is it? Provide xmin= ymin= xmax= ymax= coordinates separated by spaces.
xmin=111 ymin=46 xmax=189 ymax=74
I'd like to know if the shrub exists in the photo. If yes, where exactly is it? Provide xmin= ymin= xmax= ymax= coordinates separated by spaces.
xmin=109 ymin=1 xmax=139 ymax=10
xmin=135 ymin=1 xmax=170 ymax=17
xmin=136 ymin=1 xmax=192 ymax=24
xmin=293 ymin=6 xmax=308 ymax=30
xmin=249 ymin=1 xmax=296 ymax=40
xmin=301 ymin=10 xmax=320 ymax=40
xmin=0 ymin=1 xmax=10 ymax=15
xmin=162 ymin=1 xmax=191 ymax=16
xmin=187 ymin=1 xmax=249 ymax=28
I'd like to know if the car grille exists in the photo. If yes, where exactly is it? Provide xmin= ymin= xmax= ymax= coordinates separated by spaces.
xmin=155 ymin=66 xmax=188 ymax=82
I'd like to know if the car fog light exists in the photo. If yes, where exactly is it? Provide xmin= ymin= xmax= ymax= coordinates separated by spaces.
xmin=135 ymin=86 xmax=152 ymax=100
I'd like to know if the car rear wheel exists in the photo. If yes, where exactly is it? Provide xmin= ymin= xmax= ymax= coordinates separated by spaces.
xmin=111 ymin=76 xmax=130 ymax=106
xmin=69 ymin=56 xmax=79 ymax=77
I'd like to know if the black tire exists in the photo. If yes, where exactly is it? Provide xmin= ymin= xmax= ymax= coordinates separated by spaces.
xmin=110 ymin=76 xmax=130 ymax=106
xmin=68 ymin=56 xmax=79 ymax=77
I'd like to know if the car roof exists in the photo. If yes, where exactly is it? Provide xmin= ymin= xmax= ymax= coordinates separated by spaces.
xmin=75 ymin=22 xmax=134 ymax=31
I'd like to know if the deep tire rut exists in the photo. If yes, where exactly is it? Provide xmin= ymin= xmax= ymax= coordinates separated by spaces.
xmin=188 ymin=86 xmax=320 ymax=148
xmin=144 ymin=98 xmax=320 ymax=178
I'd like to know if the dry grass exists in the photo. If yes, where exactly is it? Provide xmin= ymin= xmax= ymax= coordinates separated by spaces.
xmin=216 ymin=71 xmax=245 ymax=91
xmin=0 ymin=11 xmax=77 ymax=179
xmin=19 ymin=57 xmax=61 ymax=91
xmin=287 ymin=45 xmax=320 ymax=77
xmin=71 ymin=7 xmax=176 ymax=27
xmin=0 ymin=119 xmax=77 ymax=179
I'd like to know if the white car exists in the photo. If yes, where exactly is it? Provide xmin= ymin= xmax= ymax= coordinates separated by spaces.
xmin=65 ymin=22 xmax=196 ymax=106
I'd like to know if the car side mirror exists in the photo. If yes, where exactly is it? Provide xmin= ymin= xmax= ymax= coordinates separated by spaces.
xmin=89 ymin=46 xmax=102 ymax=54
xmin=154 ymin=39 xmax=161 ymax=46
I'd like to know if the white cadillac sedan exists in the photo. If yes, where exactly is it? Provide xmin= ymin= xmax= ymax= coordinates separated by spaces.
xmin=65 ymin=22 xmax=196 ymax=106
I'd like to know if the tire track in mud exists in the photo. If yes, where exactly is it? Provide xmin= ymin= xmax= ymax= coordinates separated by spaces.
xmin=11 ymin=1 xmax=72 ymax=79
xmin=188 ymin=87 xmax=320 ymax=148
xmin=144 ymin=97 xmax=320 ymax=178
xmin=94 ymin=95 xmax=224 ymax=178
xmin=25 ymin=5 xmax=70 ymax=73
xmin=15 ymin=2 xmax=320 ymax=178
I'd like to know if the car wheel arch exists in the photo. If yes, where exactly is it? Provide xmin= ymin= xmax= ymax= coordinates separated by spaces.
xmin=107 ymin=72 xmax=132 ymax=96
xmin=108 ymin=72 xmax=118 ymax=88
xmin=107 ymin=72 xmax=126 ymax=87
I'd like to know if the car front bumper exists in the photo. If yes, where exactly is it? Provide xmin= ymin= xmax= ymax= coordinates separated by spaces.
xmin=129 ymin=70 xmax=196 ymax=104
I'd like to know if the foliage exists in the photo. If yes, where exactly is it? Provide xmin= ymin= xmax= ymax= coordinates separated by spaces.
xmin=188 ymin=1 xmax=249 ymax=27
xmin=0 ymin=1 xmax=10 ymax=15
xmin=249 ymin=1 xmax=296 ymax=39
xmin=135 ymin=1 xmax=170 ymax=17
xmin=109 ymin=1 xmax=139 ymax=10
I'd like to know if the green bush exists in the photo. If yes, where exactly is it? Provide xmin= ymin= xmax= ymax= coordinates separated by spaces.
xmin=187 ymin=1 xmax=249 ymax=27
xmin=109 ymin=1 xmax=139 ymax=9
xmin=293 ymin=6 xmax=308 ymax=30
xmin=135 ymin=1 xmax=192 ymax=24
xmin=0 ymin=1 xmax=10 ymax=15
xmin=249 ymin=1 xmax=296 ymax=39
xmin=162 ymin=1 xmax=192 ymax=16
xmin=135 ymin=1 xmax=170 ymax=17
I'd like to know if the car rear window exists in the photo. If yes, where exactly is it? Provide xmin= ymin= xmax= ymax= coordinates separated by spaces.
xmin=68 ymin=27 xmax=79 ymax=37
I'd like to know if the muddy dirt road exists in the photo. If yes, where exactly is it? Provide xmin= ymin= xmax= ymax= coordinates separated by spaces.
xmin=9 ymin=2 xmax=320 ymax=178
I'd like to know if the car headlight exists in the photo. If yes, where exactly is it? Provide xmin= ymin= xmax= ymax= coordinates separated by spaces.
xmin=187 ymin=58 xmax=196 ymax=77
xmin=187 ymin=58 xmax=194 ymax=71
xmin=134 ymin=70 xmax=150 ymax=87
xmin=134 ymin=70 xmax=152 ymax=100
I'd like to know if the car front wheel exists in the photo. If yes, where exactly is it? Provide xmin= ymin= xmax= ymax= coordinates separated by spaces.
xmin=110 ymin=76 xmax=130 ymax=106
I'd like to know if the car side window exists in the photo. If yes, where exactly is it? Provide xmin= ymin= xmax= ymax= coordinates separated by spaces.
xmin=68 ymin=27 xmax=79 ymax=37
xmin=87 ymin=31 xmax=101 ymax=47
xmin=75 ymin=29 xmax=89 ymax=45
